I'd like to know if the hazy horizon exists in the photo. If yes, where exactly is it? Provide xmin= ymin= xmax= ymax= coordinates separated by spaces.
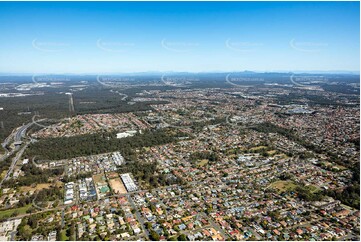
xmin=0 ymin=70 xmax=359 ymax=76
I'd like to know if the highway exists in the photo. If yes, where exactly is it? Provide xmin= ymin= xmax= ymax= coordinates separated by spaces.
xmin=0 ymin=130 xmax=17 ymax=162
xmin=0 ymin=117 xmax=51 ymax=164
xmin=1 ymin=131 xmax=14 ymax=150
xmin=0 ymin=142 xmax=29 ymax=187
xmin=1 ymin=120 xmax=34 ymax=153
xmin=14 ymin=122 xmax=33 ymax=142
xmin=1 ymin=114 xmax=48 ymax=166
xmin=0 ymin=121 xmax=34 ymax=188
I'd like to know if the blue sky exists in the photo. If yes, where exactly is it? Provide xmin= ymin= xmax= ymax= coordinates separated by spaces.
xmin=0 ymin=1 xmax=359 ymax=74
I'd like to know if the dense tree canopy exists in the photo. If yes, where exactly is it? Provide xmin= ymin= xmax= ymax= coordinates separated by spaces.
xmin=26 ymin=129 xmax=180 ymax=160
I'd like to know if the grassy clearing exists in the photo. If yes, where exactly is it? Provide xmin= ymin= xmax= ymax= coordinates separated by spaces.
xmin=0 ymin=146 xmax=5 ymax=155
xmin=19 ymin=183 xmax=53 ymax=193
xmin=0 ymin=170 xmax=7 ymax=180
xmin=269 ymin=180 xmax=297 ymax=192
xmin=59 ymin=230 xmax=68 ymax=241
xmin=270 ymin=181 xmax=321 ymax=195
xmin=333 ymin=165 xmax=347 ymax=171
xmin=19 ymin=181 xmax=63 ymax=193
xmin=250 ymin=146 xmax=268 ymax=151
xmin=93 ymin=174 xmax=106 ymax=184
xmin=197 ymin=159 xmax=208 ymax=167
xmin=275 ymin=153 xmax=288 ymax=159
xmin=305 ymin=184 xmax=320 ymax=193
xmin=267 ymin=150 xmax=278 ymax=156
xmin=0 ymin=204 xmax=31 ymax=219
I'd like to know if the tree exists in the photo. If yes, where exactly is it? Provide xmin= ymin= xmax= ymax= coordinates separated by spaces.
xmin=149 ymin=230 xmax=160 ymax=241
xmin=28 ymin=216 xmax=38 ymax=229
xmin=145 ymin=222 xmax=152 ymax=230
xmin=178 ymin=234 xmax=187 ymax=241
xmin=18 ymin=224 xmax=32 ymax=240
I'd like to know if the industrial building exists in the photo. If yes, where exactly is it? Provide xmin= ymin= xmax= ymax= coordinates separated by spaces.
xmin=120 ymin=173 xmax=138 ymax=192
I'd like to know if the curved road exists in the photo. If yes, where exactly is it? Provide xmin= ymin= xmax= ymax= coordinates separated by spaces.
xmin=0 ymin=120 xmax=37 ymax=188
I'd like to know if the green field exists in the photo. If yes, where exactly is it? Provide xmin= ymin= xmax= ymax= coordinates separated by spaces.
xmin=0 ymin=170 xmax=7 ymax=180
xmin=269 ymin=180 xmax=297 ymax=192
xmin=0 ymin=204 xmax=32 ymax=219
xmin=305 ymin=184 xmax=320 ymax=193
xmin=197 ymin=159 xmax=209 ymax=167
xmin=59 ymin=230 xmax=69 ymax=241
xmin=269 ymin=180 xmax=322 ymax=196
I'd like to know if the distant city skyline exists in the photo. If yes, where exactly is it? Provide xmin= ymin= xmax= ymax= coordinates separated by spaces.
xmin=0 ymin=1 xmax=359 ymax=73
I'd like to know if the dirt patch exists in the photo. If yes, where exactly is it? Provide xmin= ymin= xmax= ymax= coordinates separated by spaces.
xmin=106 ymin=172 xmax=119 ymax=179
xmin=19 ymin=183 xmax=53 ymax=193
xmin=109 ymin=178 xmax=127 ymax=195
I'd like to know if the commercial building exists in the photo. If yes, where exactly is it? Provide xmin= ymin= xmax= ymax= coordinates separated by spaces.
xmin=120 ymin=173 xmax=138 ymax=192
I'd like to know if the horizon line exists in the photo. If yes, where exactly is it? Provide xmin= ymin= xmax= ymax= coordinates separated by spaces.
xmin=0 ymin=70 xmax=359 ymax=76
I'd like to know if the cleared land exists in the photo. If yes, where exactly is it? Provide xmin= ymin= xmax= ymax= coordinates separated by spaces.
xmin=19 ymin=183 xmax=52 ymax=192
xmin=249 ymin=146 xmax=268 ymax=151
xmin=266 ymin=150 xmax=278 ymax=156
xmin=305 ymin=184 xmax=320 ymax=193
xmin=109 ymin=178 xmax=127 ymax=194
xmin=0 ymin=204 xmax=31 ymax=219
xmin=59 ymin=230 xmax=69 ymax=241
xmin=93 ymin=174 xmax=106 ymax=184
xmin=106 ymin=172 xmax=119 ymax=179
xmin=0 ymin=170 xmax=7 ymax=180
xmin=197 ymin=159 xmax=208 ymax=167
xmin=269 ymin=180 xmax=297 ymax=192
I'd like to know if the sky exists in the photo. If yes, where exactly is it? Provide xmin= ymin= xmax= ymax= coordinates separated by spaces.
xmin=0 ymin=1 xmax=359 ymax=74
